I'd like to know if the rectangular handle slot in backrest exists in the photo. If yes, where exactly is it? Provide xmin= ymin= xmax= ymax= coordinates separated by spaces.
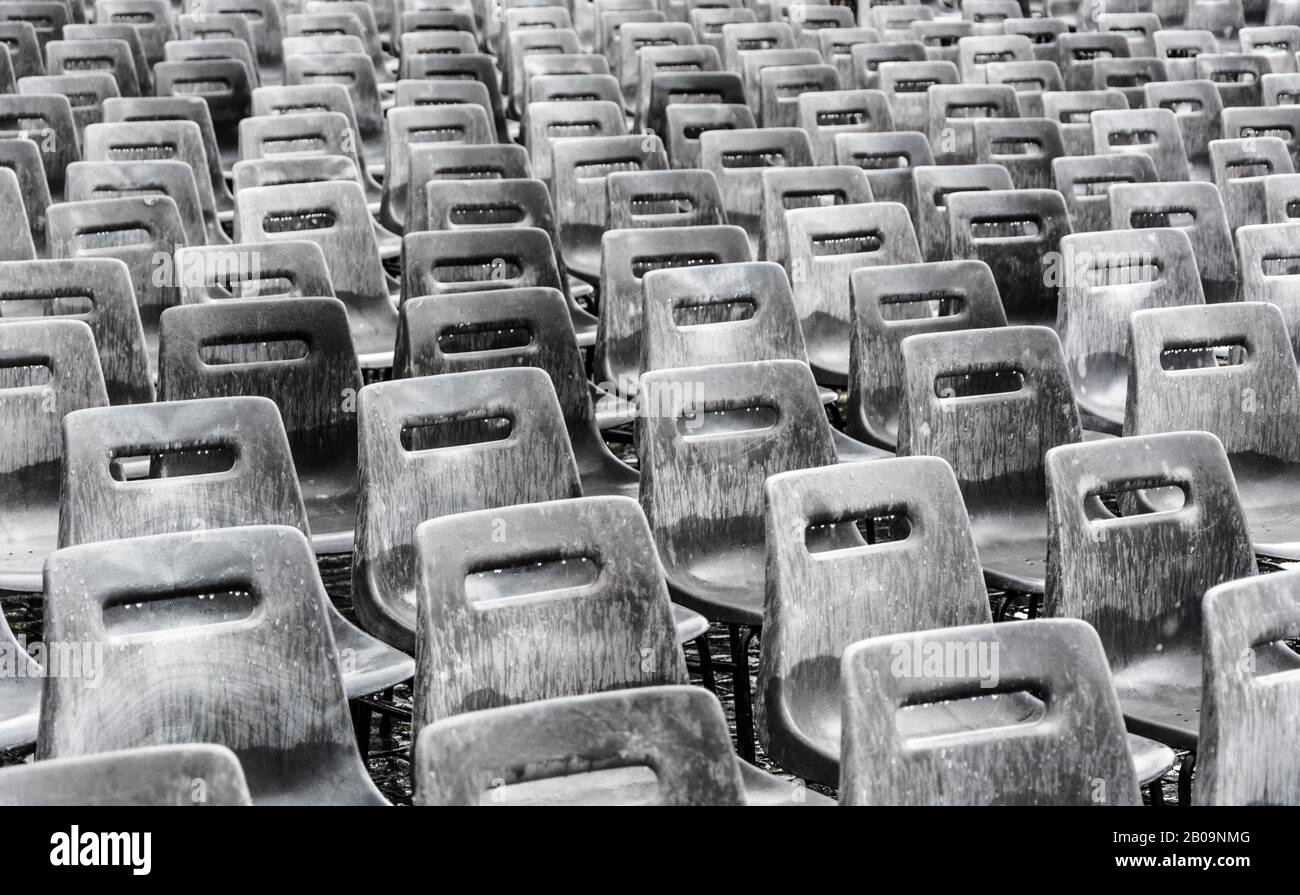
xmin=1107 ymin=129 xmax=1158 ymax=147
xmin=198 ymin=337 xmax=310 ymax=365
xmin=401 ymin=413 xmax=513 ymax=451
xmin=631 ymin=253 xmax=719 ymax=278
xmin=106 ymin=141 xmax=178 ymax=161
xmin=815 ymin=108 xmax=867 ymax=127
xmin=683 ymin=123 xmax=732 ymax=140
xmin=934 ymin=366 xmax=1025 ymax=398
xmin=1084 ymin=478 xmax=1189 ymax=522
xmin=1106 ymin=72 xmax=1154 ymax=88
xmin=0 ymin=360 xmax=52 ymax=389
xmin=1070 ymin=46 xmax=1114 ymax=61
xmin=447 ymin=203 xmax=527 ymax=226
xmin=170 ymin=77 xmax=234 ymax=95
xmin=973 ymin=51 xmax=1015 ymax=65
xmin=1070 ymin=175 xmax=1135 ymax=197
xmin=262 ymin=135 xmax=327 ymax=154
xmin=432 ymin=256 xmax=524 ymax=283
xmin=880 ymin=291 xmax=964 ymax=320
xmin=671 ymin=296 xmax=756 ymax=327
xmin=261 ymin=208 xmax=338 ymax=233
xmin=895 ymin=78 xmax=940 ymax=93
xmin=0 ymin=114 xmax=52 ymax=135
xmin=850 ymin=151 xmax=909 ymax=169
xmin=804 ymin=506 xmax=912 ymax=554
xmin=464 ymin=554 xmax=600 ymax=608
xmin=545 ymin=120 xmax=603 ymax=137
xmin=61 ymin=55 xmax=114 ymax=71
xmin=946 ymin=102 xmax=998 ymax=119
xmin=102 ymin=585 xmax=259 ymax=636
xmin=897 ymin=688 xmax=1046 ymax=731
xmin=1159 ymin=98 xmax=1203 ymax=115
xmin=989 ymin=136 xmax=1043 ymax=156
xmin=0 ymin=294 xmax=94 ymax=318
xmin=74 ymin=225 xmax=154 ymax=252
xmin=433 ymin=165 xmax=507 ymax=180
xmin=109 ymin=443 xmax=239 ymax=480
xmin=436 ymin=319 xmax=533 ymax=353
xmin=720 ymin=149 xmax=788 ymax=168
xmin=629 ymin=193 xmax=695 ymax=217
xmin=1158 ymin=339 xmax=1245 ymax=371
xmin=968 ymin=216 xmax=1041 ymax=240
xmin=1080 ymin=252 xmax=1161 ymax=287
xmin=667 ymin=89 xmax=724 ymax=104
xmin=811 ymin=229 xmax=883 ymax=256
xmin=574 ymin=158 xmax=643 ymax=179
xmin=783 ymin=189 xmax=847 ymax=210
xmin=1227 ymin=158 xmax=1274 ymax=178
xmin=735 ymin=37 xmax=777 ymax=51
xmin=1261 ymin=253 xmax=1300 ymax=276
xmin=1210 ymin=68 xmax=1256 ymax=84
xmin=1129 ymin=207 xmax=1197 ymax=228
xmin=677 ymin=400 xmax=779 ymax=437
xmin=1240 ymin=124 xmax=1294 ymax=141
xmin=1003 ymin=77 xmax=1045 ymax=92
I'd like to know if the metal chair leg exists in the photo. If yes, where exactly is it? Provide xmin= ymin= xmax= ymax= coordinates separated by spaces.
xmin=729 ymin=624 xmax=756 ymax=763
xmin=1178 ymin=752 xmax=1196 ymax=806
xmin=378 ymin=686 xmax=395 ymax=750
xmin=1147 ymin=780 xmax=1165 ymax=806
xmin=695 ymin=632 xmax=716 ymax=692
xmin=350 ymin=701 xmax=372 ymax=761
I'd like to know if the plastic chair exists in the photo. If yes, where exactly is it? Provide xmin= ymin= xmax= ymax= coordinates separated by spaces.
xmin=0 ymin=744 xmax=253 ymax=806
xmin=352 ymin=367 xmax=582 ymax=652
xmin=18 ymin=72 xmax=119 ymax=136
xmin=832 ymin=131 xmax=934 ymax=218
xmin=1058 ymin=32 xmax=1131 ymax=92
xmin=899 ymin=325 xmax=1080 ymax=596
xmin=0 ymin=23 xmax=44 ymax=80
xmin=699 ymin=127 xmax=812 ymax=256
xmin=847 ymin=260 xmax=1008 ymax=452
xmin=983 ymin=60 xmax=1064 ymax=117
xmin=1196 ymin=568 xmax=1300 ymax=805
xmin=0 ymin=94 xmax=79 ymax=194
xmin=946 ymin=188 xmax=1072 ymax=327
xmin=877 ymin=60 xmax=958 ymax=133
xmin=1109 ymin=181 xmax=1237 ymax=304
xmin=911 ymin=164 xmax=1013 ymax=262
xmin=1003 ymin=16 xmax=1068 ymax=67
xmin=236 ymin=181 xmax=399 ymax=367
xmin=64 ymin=159 xmax=215 ymax=248
xmin=616 ymin=21 xmax=695 ymax=108
xmin=786 ymin=201 xmax=922 ymax=387
xmin=925 ymin=83 xmax=1020 ymax=165
xmin=551 ymin=134 xmax=668 ymax=283
xmin=1152 ymin=28 xmax=1219 ymax=80
xmin=0 ymin=168 xmax=35 ymax=262
xmin=839 ymin=619 xmax=1142 ymax=805
xmin=525 ymin=100 xmax=627 ymax=187
xmin=1262 ymin=70 xmax=1300 ymax=103
xmin=1126 ymin=302 xmax=1300 ymax=560
xmin=1221 ymin=106 xmax=1300 ymax=172
xmin=849 ymin=40 xmax=927 ymax=90
xmin=152 ymin=59 xmax=253 ymax=144
xmin=606 ymin=168 xmax=726 ymax=230
xmin=957 ymin=33 xmax=1034 ymax=83
xmin=397 ymin=284 xmax=635 ymax=500
xmin=595 ymin=224 xmax=752 ymax=397
xmin=796 ymin=89 xmax=894 ymax=165
xmin=970 ymin=117 xmax=1064 ymax=191
xmin=410 ymin=497 xmax=820 ymax=804
xmin=0 ymin=258 xmax=153 ymax=406
xmin=1044 ymin=431 xmax=1283 ymax=772
xmin=380 ymin=103 xmax=494 ymax=234
xmin=1052 ymin=153 xmax=1157 ymax=234
xmin=157 ymin=297 xmax=361 ymax=555
xmin=642 ymin=69 xmax=745 ymax=140
xmin=720 ymin=20 xmax=794 ymax=71
xmin=173 ymin=240 xmax=336 ymax=304
xmin=662 ymin=102 xmax=755 ymax=169
xmin=414 ymin=687 xmax=747 ymax=806
xmin=757 ymin=61 xmax=838 ymax=127
xmin=1197 ymin=52 xmax=1268 ymax=107
xmin=0 ymin=139 xmax=51 ymax=256
xmin=760 ymin=164 xmax=873 ymax=270
xmin=1263 ymin=172 xmax=1300 ymax=222
xmin=1211 ymin=137 xmax=1296 ymax=232
xmin=1057 ymin=227 xmax=1205 ymax=436
xmin=41 ymin=525 xmax=389 ymax=805
xmin=1041 ymin=87 xmax=1129 ymax=157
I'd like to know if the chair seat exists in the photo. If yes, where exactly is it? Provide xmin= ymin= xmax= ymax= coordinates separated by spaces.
xmin=665 ymin=542 xmax=767 ymax=626
xmin=328 ymin=606 xmax=416 ymax=699
xmin=576 ymin=447 xmax=640 ymax=501
xmin=246 ymin=757 xmax=390 ymax=806
xmin=737 ymin=759 xmax=833 ymax=805
xmin=968 ymin=496 xmax=1048 ymax=594
xmin=1129 ymin=734 xmax=1178 ymax=787
xmin=0 ymin=502 xmax=58 ymax=592
xmin=832 ymin=429 xmax=893 ymax=464
xmin=300 ymin=464 xmax=359 ymax=556
xmin=562 ymin=236 xmax=602 ymax=283
xmin=571 ymin=304 xmax=599 ymax=348
xmin=672 ymin=604 xmax=710 ymax=643
xmin=1073 ymin=355 xmax=1126 ymax=435
xmin=807 ymin=337 xmax=849 ymax=388
xmin=1229 ymin=451 xmax=1300 ymax=560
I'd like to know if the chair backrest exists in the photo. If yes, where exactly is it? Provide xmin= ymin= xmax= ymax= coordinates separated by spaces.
xmin=758 ymin=456 xmax=991 ymax=784
xmin=1057 ymin=31 xmax=1131 ymax=92
xmin=1237 ymin=222 xmax=1300 ymax=362
xmin=46 ymin=196 xmax=186 ymax=359
xmin=353 ymin=367 xmax=581 ymax=650
xmin=0 ymin=258 xmax=152 ymax=405
xmin=1263 ymin=173 xmax=1300 ymax=223
xmin=1091 ymin=57 xmax=1167 ymax=109
xmin=946 ymin=188 xmax=1071 ymax=327
xmin=795 ymin=88 xmax=894 ymax=166
xmin=1045 ymin=431 xmax=1256 ymax=670
xmin=1197 ymin=53 xmax=1268 ymax=107
xmin=640 ymin=260 xmax=806 ymax=373
xmin=388 ymin=53 xmax=506 ymax=138
xmin=700 ymin=127 xmax=812 ymax=251
xmin=760 ymin=164 xmax=873 ymax=270
xmin=1125 ymin=302 xmax=1300 ymax=461
xmin=414 ymin=687 xmax=745 ymax=806
xmin=839 ymin=619 xmax=1141 ymax=805
xmin=638 ymin=359 xmax=837 ymax=567
xmin=1152 ymin=28 xmax=1218 ymax=80
xmin=64 ymin=159 xmax=210 ymax=248
xmin=644 ymin=69 xmax=745 ymax=139
xmin=158 ymin=297 xmax=361 ymax=468
xmin=1197 ymin=568 xmax=1300 ymax=805
xmin=0 ymin=167 xmax=34 ymax=262
xmin=526 ymin=100 xmax=627 ymax=186
xmin=409 ymin=144 xmax=533 ymax=218
xmin=757 ymin=60 xmax=838 ymax=128
xmin=832 ymin=130 xmax=934 ymax=217
xmin=153 ymin=59 xmax=252 ymax=131
xmin=1221 ymin=106 xmax=1300 ymax=173
xmin=970 ymin=117 xmax=1064 ymax=191
xmin=720 ymin=20 xmax=794 ymax=71
xmin=412 ymin=496 xmax=687 ymax=731
xmin=0 ymin=22 xmax=44 ymax=80
xmin=596 ymin=224 xmax=752 ymax=393
xmin=1091 ymin=108 xmax=1191 ymax=182
xmin=911 ymin=162 xmax=1014 ymax=261
xmin=1041 ymin=87 xmax=1128 ymax=157
xmin=606 ymin=169 xmax=726 ymax=230
xmin=1262 ymin=71 xmax=1300 ymax=105
xmin=59 ymin=395 xmax=308 ymax=547
xmin=911 ymin=20 xmax=972 ymax=67
xmin=0 ymin=138 xmax=51 ymax=254
xmin=925 ymin=83 xmax=1020 ymax=165
xmin=899 ymin=325 xmax=1080 ymax=501
xmin=662 ymin=102 xmax=755 ymax=169
xmin=1052 ymin=152 xmax=1156 ymax=234
xmin=174 ymin=240 xmax=335 ymax=304
xmin=0 ymin=94 xmax=80 ymax=193
xmin=283 ymin=52 xmax=381 ymax=137
xmin=1108 ymin=181 xmax=1236 ymax=304
xmin=1211 ymin=137 xmax=1295 ymax=232
xmin=402 ymin=226 xmax=564 ymax=303
xmin=957 ymin=33 xmax=1033 ymax=83
xmin=848 ymin=260 xmax=1006 ymax=451
xmin=237 ymin=112 xmax=371 ymax=195
xmin=849 ymin=40 xmax=927 ymax=90
xmin=505 ymin=26 xmax=582 ymax=115
xmin=18 ymin=72 xmax=121 ymax=135
xmin=418 ymin=177 xmax=564 ymax=276
xmin=100 ymin=96 xmax=231 ymax=212
xmin=877 ymin=59 xmax=958 ymax=133
xmin=40 ymin=525 xmax=382 ymax=805
xmin=394 ymin=80 xmax=500 ymax=142
xmin=381 ymin=103 xmax=494 ymax=232
xmin=552 ymin=134 xmax=668 ymax=249
xmin=983 ymin=59 xmax=1064 ymax=118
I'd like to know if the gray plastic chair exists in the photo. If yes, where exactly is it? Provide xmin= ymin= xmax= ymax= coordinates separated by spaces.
xmin=1152 ymin=29 xmax=1219 ymax=80
xmin=1109 ymin=181 xmax=1237 ymax=304
xmin=352 ymin=367 xmax=582 ymax=652
xmin=840 ymin=619 xmax=1142 ymax=805
xmin=786 ymin=201 xmax=922 ymax=387
xmin=662 ymin=102 xmax=756 ymax=169
xmin=0 ymin=258 xmax=152 ymax=406
xmin=64 ymin=159 xmax=217 ymax=248
xmin=899 ymin=325 xmax=1080 ymax=596
xmin=525 ymin=100 xmax=627 ymax=188
xmin=1057 ymin=227 xmax=1206 ymax=436
xmin=638 ymin=51 xmax=733 ymax=135
xmin=1198 ymin=53 xmax=1269 ymax=108
xmin=173 ymin=240 xmax=335 ymax=305
xmin=1126 ymin=302 xmax=1300 ymax=560
xmin=1052 ymin=153 xmax=1157 ymax=234
xmin=946 ymin=188 xmax=1072 ymax=328
xmin=0 ymin=139 xmax=51 ymax=256
xmin=699 ymin=127 xmax=812 ymax=256
xmin=877 ymin=60 xmax=959 ymax=133
xmin=849 ymin=40 xmax=927 ymax=90
xmin=832 ymin=130 xmax=934 ymax=218
xmin=1196 ymin=568 xmax=1300 ymax=805
xmin=796 ymin=89 xmax=894 ymax=165
xmin=0 ymin=94 xmax=80 ymax=194
xmin=1221 ymin=106 xmax=1300 ymax=172
xmin=595 ymin=223 xmax=752 ymax=397
xmin=1041 ymin=87 xmax=1129 ymax=157
xmin=984 ymin=59 xmax=1064 ymax=117
xmin=0 ymin=744 xmax=253 ymax=806
xmin=158 ymin=297 xmax=361 ymax=555
xmin=925 ymin=83 xmax=1020 ymax=165
xmin=410 ymin=497 xmax=822 ymax=805
xmin=0 ymin=168 xmax=35 ymax=262
xmin=58 ymin=395 xmax=414 ymax=699
xmin=1058 ymin=32 xmax=1131 ymax=92
xmin=414 ymin=687 xmax=746 ymax=806
xmin=18 ymin=72 xmax=120 ymax=136
xmin=1211 ymin=137 xmax=1295 ymax=233
xmin=757 ymin=61 xmax=838 ymax=128
xmin=957 ymin=33 xmax=1033 ymax=84
xmin=759 ymin=164 xmax=873 ymax=270
xmin=970 ymin=117 xmax=1064 ymax=191
xmin=911 ymin=163 xmax=1014 ymax=261
xmin=1237 ymin=221 xmax=1300 ymax=362
xmin=380 ymin=103 xmax=495 ymax=235
xmin=606 ymin=168 xmax=726 ymax=230
xmin=1091 ymin=108 xmax=1192 ymax=182
xmin=41 ymin=525 xmax=388 ymax=805
xmin=847 ymin=260 xmax=1007 ymax=452
xmin=396 ymin=287 xmax=638 ymax=501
